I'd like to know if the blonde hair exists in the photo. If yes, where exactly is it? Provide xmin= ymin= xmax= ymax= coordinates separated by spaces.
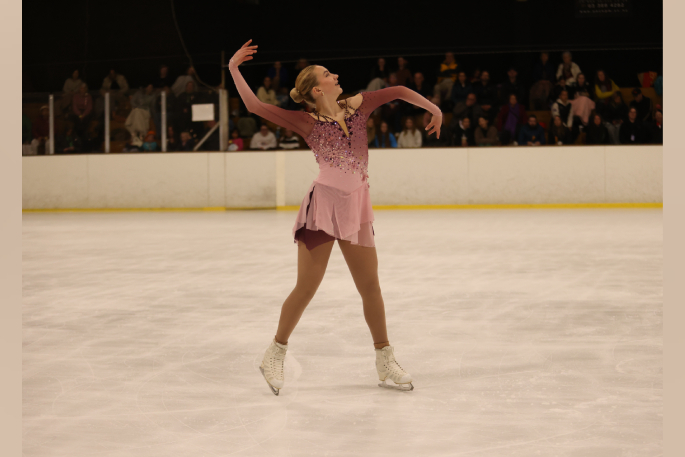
xmin=290 ymin=65 xmax=319 ymax=106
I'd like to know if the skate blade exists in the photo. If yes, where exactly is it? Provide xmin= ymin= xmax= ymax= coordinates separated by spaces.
xmin=259 ymin=366 xmax=280 ymax=396
xmin=378 ymin=380 xmax=414 ymax=391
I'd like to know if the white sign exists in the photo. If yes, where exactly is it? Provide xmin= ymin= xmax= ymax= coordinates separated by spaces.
xmin=192 ymin=104 xmax=215 ymax=121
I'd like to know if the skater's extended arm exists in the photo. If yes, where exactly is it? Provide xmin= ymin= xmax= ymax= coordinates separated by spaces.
xmin=229 ymin=41 xmax=314 ymax=139
xmin=360 ymin=86 xmax=443 ymax=138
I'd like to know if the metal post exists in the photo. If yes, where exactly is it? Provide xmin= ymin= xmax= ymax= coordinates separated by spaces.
xmin=104 ymin=92 xmax=110 ymax=153
xmin=161 ymin=90 xmax=167 ymax=152
xmin=48 ymin=94 xmax=55 ymax=155
xmin=219 ymin=89 xmax=228 ymax=151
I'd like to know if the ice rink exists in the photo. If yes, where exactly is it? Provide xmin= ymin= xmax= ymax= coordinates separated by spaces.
xmin=22 ymin=208 xmax=662 ymax=456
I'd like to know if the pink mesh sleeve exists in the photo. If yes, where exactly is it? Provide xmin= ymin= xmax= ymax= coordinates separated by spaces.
xmin=229 ymin=62 xmax=315 ymax=139
xmin=358 ymin=86 xmax=443 ymax=118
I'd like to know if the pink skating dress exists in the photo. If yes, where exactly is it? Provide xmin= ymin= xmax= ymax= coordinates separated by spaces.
xmin=229 ymin=61 xmax=442 ymax=250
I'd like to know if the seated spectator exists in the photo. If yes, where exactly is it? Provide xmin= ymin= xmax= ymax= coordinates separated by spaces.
xmin=59 ymin=69 xmax=83 ymax=115
xmin=569 ymin=92 xmax=596 ymax=127
xmin=250 ymin=124 xmax=278 ymax=150
xmin=278 ymin=128 xmax=301 ymax=149
xmin=472 ymin=71 xmax=497 ymax=120
xmin=367 ymin=58 xmax=389 ymax=92
xmin=433 ymin=52 xmax=458 ymax=106
xmin=72 ymin=83 xmax=93 ymax=137
xmin=629 ymin=88 xmax=654 ymax=123
xmin=450 ymin=71 xmax=473 ymax=106
xmin=141 ymin=131 xmax=158 ymax=152
xmin=166 ymin=126 xmax=180 ymax=151
xmin=568 ymin=73 xmax=593 ymax=100
xmin=101 ymin=69 xmax=129 ymax=106
xmin=474 ymin=116 xmax=498 ymax=146
xmin=397 ymin=117 xmax=422 ymax=148
xmin=556 ymin=51 xmax=581 ymax=85
xmin=257 ymin=76 xmax=279 ymax=107
xmin=57 ymin=127 xmax=81 ymax=154
xmin=381 ymin=73 xmax=404 ymax=133
xmin=395 ymin=57 xmax=413 ymax=87
xmin=551 ymin=89 xmax=574 ymax=128
xmin=228 ymin=128 xmax=244 ymax=151
xmin=453 ymin=92 xmax=485 ymax=126
xmin=594 ymin=69 xmax=620 ymax=101
xmin=533 ymin=52 xmax=555 ymax=82
xmin=366 ymin=117 xmax=377 ymax=146
xmin=30 ymin=105 xmax=50 ymax=155
xmin=155 ymin=64 xmax=173 ymax=90
xmin=171 ymin=66 xmax=199 ymax=97
xmin=619 ymin=107 xmax=647 ymax=144
xmin=374 ymin=121 xmax=398 ymax=148
xmin=604 ymin=91 xmax=628 ymax=144
xmin=518 ymin=114 xmax=546 ymax=146
xmin=585 ymin=113 xmax=611 ymax=145
xmin=552 ymin=76 xmax=572 ymax=103
xmin=496 ymin=94 xmax=527 ymax=145
xmin=125 ymin=84 xmax=156 ymax=146
xmin=407 ymin=72 xmax=432 ymax=115
xmin=499 ymin=66 xmax=527 ymax=107
xmin=648 ymin=109 xmax=663 ymax=144
xmin=548 ymin=115 xmax=572 ymax=145
xmin=122 ymin=136 xmax=141 ymax=152
xmin=452 ymin=116 xmax=475 ymax=147
xmin=179 ymin=131 xmax=196 ymax=151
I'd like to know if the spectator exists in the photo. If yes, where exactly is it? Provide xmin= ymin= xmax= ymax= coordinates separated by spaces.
xmin=551 ymin=89 xmax=574 ymax=129
xmin=72 ymin=83 xmax=93 ymax=137
xmin=122 ymin=136 xmax=141 ymax=152
xmin=179 ymin=131 xmax=196 ymax=151
xmin=367 ymin=58 xmax=389 ymax=92
xmin=166 ymin=125 xmax=180 ymax=151
xmin=366 ymin=117 xmax=376 ymax=146
xmin=30 ymin=105 xmax=50 ymax=155
xmin=256 ymin=76 xmax=279 ymax=106
xmin=568 ymin=73 xmax=593 ymax=100
xmin=278 ymin=128 xmax=301 ymax=149
xmin=619 ymin=107 xmax=647 ymax=144
xmin=629 ymin=88 xmax=654 ymax=123
xmin=452 ymin=116 xmax=475 ymax=147
xmin=518 ymin=114 xmax=546 ymax=146
xmin=141 ymin=131 xmax=158 ymax=152
xmin=472 ymin=70 xmax=497 ymax=120
xmin=171 ymin=66 xmax=199 ymax=97
xmin=433 ymin=52 xmax=458 ymax=105
xmin=125 ymin=84 xmax=156 ymax=146
xmin=453 ymin=92 xmax=485 ymax=126
xmin=250 ymin=124 xmax=278 ymax=150
xmin=450 ymin=71 xmax=472 ymax=105
xmin=548 ymin=115 xmax=572 ymax=145
xmin=496 ymin=93 xmax=527 ymax=145
xmin=101 ymin=69 xmax=129 ymax=106
xmin=59 ymin=69 xmax=83 ymax=115
xmin=155 ymin=64 xmax=173 ymax=89
xmin=654 ymin=74 xmax=663 ymax=96
xmin=604 ymin=91 xmax=628 ymax=144
xmin=533 ymin=52 xmax=555 ymax=82
xmin=470 ymin=68 xmax=481 ymax=84
xmin=407 ymin=72 xmax=432 ymax=115
xmin=585 ymin=113 xmax=611 ymax=145
xmin=395 ymin=57 xmax=413 ymax=87
xmin=56 ymin=126 xmax=81 ymax=153
xmin=381 ymin=73 xmax=404 ymax=133
xmin=569 ymin=91 xmax=596 ymax=127
xmin=267 ymin=61 xmax=289 ymax=90
xmin=474 ymin=116 xmax=499 ymax=146
xmin=648 ymin=109 xmax=663 ymax=144
xmin=552 ymin=75 xmax=572 ymax=103
xmin=374 ymin=121 xmax=398 ymax=148
xmin=237 ymin=116 xmax=257 ymax=138
xmin=594 ymin=69 xmax=620 ymax=102
xmin=397 ymin=117 xmax=422 ymax=148
xmin=228 ymin=129 xmax=244 ymax=151
xmin=175 ymin=81 xmax=199 ymax=136
xmin=556 ymin=51 xmax=581 ymax=85
xmin=500 ymin=66 xmax=527 ymax=107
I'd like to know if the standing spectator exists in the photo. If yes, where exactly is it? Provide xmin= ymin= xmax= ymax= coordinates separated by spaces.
xmin=278 ymin=129 xmax=301 ymax=149
xmin=533 ymin=52 xmax=555 ymax=82
xmin=250 ymin=124 xmax=278 ymax=150
xmin=453 ymin=92 xmax=485 ymax=126
xmin=518 ymin=114 xmax=546 ymax=146
xmin=30 ymin=105 xmax=50 ymax=155
xmin=59 ymin=70 xmax=83 ymax=115
xmin=256 ymin=76 xmax=279 ymax=106
xmin=367 ymin=58 xmax=388 ymax=92
xmin=619 ymin=107 xmax=647 ymax=144
xmin=373 ymin=121 xmax=398 ymax=148
xmin=228 ymin=129 xmax=244 ymax=151
xmin=585 ymin=113 xmax=611 ymax=145
xmin=433 ymin=52 xmax=459 ymax=105
xmin=397 ymin=117 xmax=422 ymax=148
xmin=568 ymin=73 xmax=593 ymax=100
xmin=155 ymin=64 xmax=173 ymax=89
xmin=366 ymin=118 xmax=376 ymax=146
xmin=499 ymin=66 xmax=527 ymax=107
xmin=452 ymin=116 xmax=475 ymax=147
xmin=548 ymin=115 xmax=572 ymax=145
xmin=496 ymin=94 xmax=527 ymax=145
xmin=101 ymin=69 xmax=129 ymax=106
xmin=604 ymin=91 xmax=628 ymax=144
xmin=141 ymin=131 xmax=158 ymax=152
xmin=629 ymin=88 xmax=654 ymax=123
xmin=472 ymin=71 xmax=497 ymax=121
xmin=72 ymin=83 xmax=93 ymax=137
xmin=171 ymin=66 xmax=199 ymax=97
xmin=530 ymin=52 xmax=555 ymax=110
xmin=179 ymin=131 xmax=196 ymax=151
xmin=648 ymin=109 xmax=663 ymax=144
xmin=407 ymin=72 xmax=432 ymax=115
xmin=474 ymin=116 xmax=498 ymax=146
xmin=267 ymin=61 xmax=289 ymax=90
xmin=125 ymin=84 xmax=156 ymax=146
xmin=556 ymin=51 xmax=581 ymax=85
xmin=450 ymin=71 xmax=473 ymax=105
xmin=395 ymin=57 xmax=413 ymax=87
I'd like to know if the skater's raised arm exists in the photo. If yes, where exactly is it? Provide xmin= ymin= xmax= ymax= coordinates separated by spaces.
xmin=359 ymin=86 xmax=443 ymax=138
xmin=228 ymin=40 xmax=315 ymax=139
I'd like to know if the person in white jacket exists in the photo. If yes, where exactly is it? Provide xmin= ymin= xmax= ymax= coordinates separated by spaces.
xmin=556 ymin=51 xmax=582 ymax=85
xmin=551 ymin=89 xmax=574 ymax=128
xmin=250 ymin=124 xmax=278 ymax=150
xmin=396 ymin=117 xmax=423 ymax=148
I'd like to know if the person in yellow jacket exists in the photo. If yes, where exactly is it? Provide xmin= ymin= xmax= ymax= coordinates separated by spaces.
xmin=594 ymin=69 xmax=620 ymax=115
xmin=433 ymin=52 xmax=458 ymax=106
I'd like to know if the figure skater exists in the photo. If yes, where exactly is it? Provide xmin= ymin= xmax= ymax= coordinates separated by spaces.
xmin=229 ymin=39 xmax=442 ymax=394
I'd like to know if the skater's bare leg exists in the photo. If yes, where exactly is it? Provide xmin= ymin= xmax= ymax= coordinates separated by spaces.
xmin=274 ymin=239 xmax=335 ymax=345
xmin=337 ymin=239 xmax=389 ymax=349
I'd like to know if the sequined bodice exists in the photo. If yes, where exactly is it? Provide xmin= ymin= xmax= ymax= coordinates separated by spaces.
xmin=304 ymin=108 xmax=370 ymax=186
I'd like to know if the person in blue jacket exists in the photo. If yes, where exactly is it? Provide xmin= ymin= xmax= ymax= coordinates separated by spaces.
xmin=518 ymin=114 xmax=547 ymax=146
xmin=373 ymin=120 xmax=398 ymax=148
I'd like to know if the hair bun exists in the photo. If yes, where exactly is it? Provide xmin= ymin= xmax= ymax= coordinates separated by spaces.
xmin=290 ymin=87 xmax=303 ymax=103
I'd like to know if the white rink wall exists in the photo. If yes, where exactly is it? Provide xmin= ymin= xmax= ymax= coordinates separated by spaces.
xmin=22 ymin=146 xmax=662 ymax=210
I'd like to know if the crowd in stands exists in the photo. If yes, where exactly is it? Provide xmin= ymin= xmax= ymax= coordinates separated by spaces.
xmin=22 ymin=51 xmax=663 ymax=154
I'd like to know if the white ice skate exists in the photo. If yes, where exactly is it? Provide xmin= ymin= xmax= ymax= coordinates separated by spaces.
xmin=259 ymin=338 xmax=288 ymax=396
xmin=375 ymin=345 xmax=414 ymax=391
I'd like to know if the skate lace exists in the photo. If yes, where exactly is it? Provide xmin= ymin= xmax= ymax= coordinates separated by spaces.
xmin=268 ymin=347 xmax=286 ymax=379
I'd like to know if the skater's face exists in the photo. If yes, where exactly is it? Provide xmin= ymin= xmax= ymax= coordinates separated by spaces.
xmin=314 ymin=66 xmax=342 ymax=98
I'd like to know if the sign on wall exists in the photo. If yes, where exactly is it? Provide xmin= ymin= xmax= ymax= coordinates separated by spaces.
xmin=575 ymin=0 xmax=632 ymax=17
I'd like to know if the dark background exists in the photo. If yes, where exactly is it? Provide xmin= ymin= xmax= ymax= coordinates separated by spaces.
xmin=23 ymin=0 xmax=663 ymax=94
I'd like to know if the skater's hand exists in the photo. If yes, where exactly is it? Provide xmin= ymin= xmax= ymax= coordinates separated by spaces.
xmin=230 ymin=39 xmax=258 ymax=68
xmin=425 ymin=113 xmax=442 ymax=138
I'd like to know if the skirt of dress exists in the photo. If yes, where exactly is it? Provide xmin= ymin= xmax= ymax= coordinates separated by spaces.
xmin=293 ymin=180 xmax=375 ymax=251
